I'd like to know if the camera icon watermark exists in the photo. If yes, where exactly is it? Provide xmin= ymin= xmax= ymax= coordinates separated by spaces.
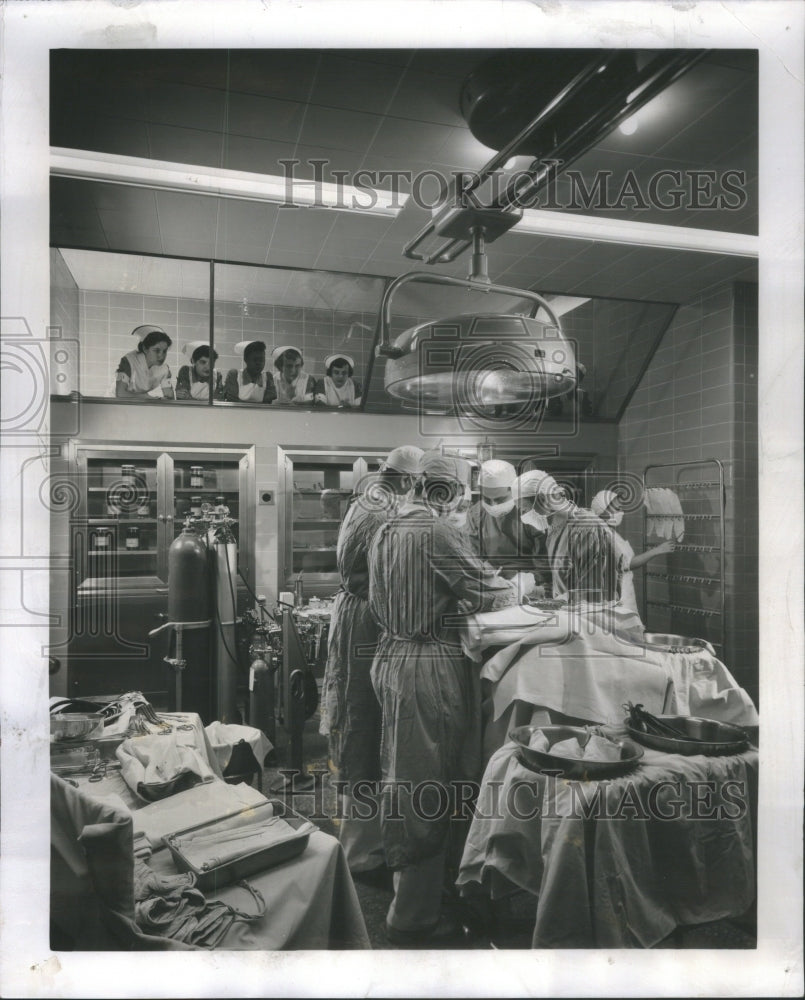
xmin=0 ymin=317 xmax=80 ymax=442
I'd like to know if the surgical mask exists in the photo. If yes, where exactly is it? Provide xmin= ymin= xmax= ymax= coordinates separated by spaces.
xmin=482 ymin=498 xmax=515 ymax=518
xmin=521 ymin=509 xmax=548 ymax=531
xmin=440 ymin=484 xmax=471 ymax=528
xmin=444 ymin=510 xmax=469 ymax=529
xmin=607 ymin=509 xmax=624 ymax=527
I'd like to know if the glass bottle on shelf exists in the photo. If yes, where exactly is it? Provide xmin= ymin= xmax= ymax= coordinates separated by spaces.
xmin=125 ymin=526 xmax=141 ymax=550
xmin=190 ymin=496 xmax=203 ymax=517
xmin=190 ymin=465 xmax=204 ymax=489
xmin=121 ymin=463 xmax=136 ymax=483
xmin=91 ymin=527 xmax=114 ymax=550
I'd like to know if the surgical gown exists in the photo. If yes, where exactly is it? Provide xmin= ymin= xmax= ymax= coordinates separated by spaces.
xmin=465 ymin=502 xmax=551 ymax=585
xmin=368 ymin=505 xmax=520 ymax=869
xmin=320 ymin=499 xmax=386 ymax=783
xmin=546 ymin=510 xmax=621 ymax=602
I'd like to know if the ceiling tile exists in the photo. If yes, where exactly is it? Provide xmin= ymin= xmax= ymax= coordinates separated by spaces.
xmin=269 ymin=209 xmax=339 ymax=250
xmin=215 ymin=200 xmax=279 ymax=248
xmin=367 ymin=117 xmax=458 ymax=161
xmin=310 ymin=55 xmax=405 ymax=115
xmin=226 ymin=50 xmax=322 ymax=102
xmin=98 ymin=206 xmax=161 ymax=239
xmin=155 ymin=191 xmax=220 ymax=243
xmin=298 ymin=104 xmax=382 ymax=154
xmin=90 ymin=183 xmax=159 ymax=216
xmin=226 ymin=92 xmax=307 ymax=144
xmin=385 ymin=73 xmax=466 ymax=128
xmin=145 ymin=81 xmax=228 ymax=133
xmin=221 ymin=134 xmax=299 ymax=175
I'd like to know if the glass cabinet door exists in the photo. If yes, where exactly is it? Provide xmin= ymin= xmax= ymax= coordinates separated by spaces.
xmin=170 ymin=454 xmax=243 ymax=556
xmin=291 ymin=461 xmax=354 ymax=577
xmin=77 ymin=451 xmax=165 ymax=590
xmin=281 ymin=451 xmax=385 ymax=598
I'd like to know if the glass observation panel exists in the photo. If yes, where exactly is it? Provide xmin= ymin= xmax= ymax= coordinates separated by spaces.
xmin=51 ymin=247 xmax=676 ymax=421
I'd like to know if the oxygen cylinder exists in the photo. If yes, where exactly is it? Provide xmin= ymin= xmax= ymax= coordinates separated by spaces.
xmin=168 ymin=528 xmax=209 ymax=623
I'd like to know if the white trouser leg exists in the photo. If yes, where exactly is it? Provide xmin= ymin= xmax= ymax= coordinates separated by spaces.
xmin=386 ymin=851 xmax=446 ymax=932
xmin=338 ymin=790 xmax=385 ymax=872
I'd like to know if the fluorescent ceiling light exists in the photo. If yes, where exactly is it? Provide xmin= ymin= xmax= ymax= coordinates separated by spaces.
xmin=50 ymin=147 xmax=407 ymax=217
xmin=517 ymin=208 xmax=758 ymax=257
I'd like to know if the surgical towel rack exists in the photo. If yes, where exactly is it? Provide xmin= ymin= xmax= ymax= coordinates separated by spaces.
xmin=643 ymin=459 xmax=725 ymax=654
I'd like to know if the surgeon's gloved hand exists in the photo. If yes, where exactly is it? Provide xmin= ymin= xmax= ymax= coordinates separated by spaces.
xmin=509 ymin=572 xmax=537 ymax=602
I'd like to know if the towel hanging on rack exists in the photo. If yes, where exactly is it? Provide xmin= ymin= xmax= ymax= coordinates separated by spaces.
xmin=644 ymin=487 xmax=685 ymax=542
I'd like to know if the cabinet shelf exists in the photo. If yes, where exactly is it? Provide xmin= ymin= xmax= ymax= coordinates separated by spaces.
xmin=88 ymin=517 xmax=158 ymax=525
xmin=173 ymin=487 xmax=237 ymax=494
xmin=87 ymin=486 xmax=153 ymax=493
xmin=88 ymin=549 xmax=155 ymax=556
xmin=293 ymin=519 xmax=342 ymax=528
xmin=294 ymin=488 xmax=352 ymax=496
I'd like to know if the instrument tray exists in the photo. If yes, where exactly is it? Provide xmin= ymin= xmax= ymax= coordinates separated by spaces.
xmin=509 ymin=724 xmax=643 ymax=780
xmin=164 ymin=798 xmax=313 ymax=892
xmin=624 ymin=715 xmax=750 ymax=756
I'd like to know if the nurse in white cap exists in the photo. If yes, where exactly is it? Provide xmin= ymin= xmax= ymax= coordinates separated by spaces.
xmin=320 ymin=444 xmax=423 ymax=877
xmin=466 ymin=459 xmax=548 ymax=593
xmin=316 ymin=353 xmax=363 ymax=408
xmin=113 ymin=325 xmax=174 ymax=399
xmin=522 ymin=472 xmax=619 ymax=602
xmin=175 ymin=341 xmax=219 ymax=400
xmin=223 ymin=340 xmax=277 ymax=403
xmin=591 ymin=488 xmax=675 ymax=616
xmin=272 ymin=345 xmax=317 ymax=405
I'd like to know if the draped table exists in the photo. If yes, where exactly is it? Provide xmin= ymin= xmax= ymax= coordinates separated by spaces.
xmin=460 ymin=602 xmax=758 ymax=760
xmin=50 ymin=712 xmax=370 ymax=950
xmin=456 ymin=728 xmax=758 ymax=948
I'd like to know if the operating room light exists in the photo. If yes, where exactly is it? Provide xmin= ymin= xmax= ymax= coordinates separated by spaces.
xmin=619 ymin=115 xmax=639 ymax=135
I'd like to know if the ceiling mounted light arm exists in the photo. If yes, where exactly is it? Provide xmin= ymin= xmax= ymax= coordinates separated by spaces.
xmin=403 ymin=53 xmax=616 ymax=264
xmin=404 ymin=49 xmax=709 ymax=266
xmin=496 ymin=49 xmax=710 ymax=213
xmin=375 ymin=271 xmax=561 ymax=361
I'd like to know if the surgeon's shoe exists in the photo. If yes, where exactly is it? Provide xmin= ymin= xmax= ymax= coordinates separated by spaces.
xmin=384 ymin=914 xmax=467 ymax=948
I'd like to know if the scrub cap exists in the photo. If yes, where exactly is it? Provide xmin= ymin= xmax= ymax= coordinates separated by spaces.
xmin=272 ymin=344 xmax=303 ymax=366
xmin=325 ymin=353 xmax=355 ymax=370
xmin=419 ymin=451 xmax=471 ymax=486
xmin=591 ymin=489 xmax=619 ymax=517
xmin=235 ymin=340 xmax=266 ymax=358
xmin=182 ymin=340 xmax=209 ymax=358
xmin=479 ymin=459 xmax=516 ymax=490
xmin=512 ymin=469 xmax=560 ymax=502
xmin=383 ymin=445 xmax=424 ymax=476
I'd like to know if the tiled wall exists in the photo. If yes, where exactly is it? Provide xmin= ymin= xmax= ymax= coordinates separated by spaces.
xmin=75 ymin=288 xmax=377 ymax=398
xmin=618 ymin=281 xmax=759 ymax=704
xmin=49 ymin=250 xmax=80 ymax=392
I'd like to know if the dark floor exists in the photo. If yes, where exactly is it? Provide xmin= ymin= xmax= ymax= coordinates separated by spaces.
xmin=255 ymin=707 xmax=756 ymax=952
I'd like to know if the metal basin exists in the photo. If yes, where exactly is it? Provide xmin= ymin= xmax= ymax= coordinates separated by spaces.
xmin=50 ymin=713 xmax=105 ymax=742
xmin=642 ymin=632 xmax=716 ymax=655
xmin=624 ymin=715 xmax=749 ymax=756
xmin=509 ymin=724 xmax=643 ymax=780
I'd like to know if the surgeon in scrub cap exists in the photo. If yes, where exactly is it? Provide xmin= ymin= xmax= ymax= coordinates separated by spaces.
xmin=366 ymin=448 xmax=520 ymax=945
xmin=465 ymin=460 xmax=548 ymax=593
xmin=320 ymin=443 xmax=423 ymax=878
